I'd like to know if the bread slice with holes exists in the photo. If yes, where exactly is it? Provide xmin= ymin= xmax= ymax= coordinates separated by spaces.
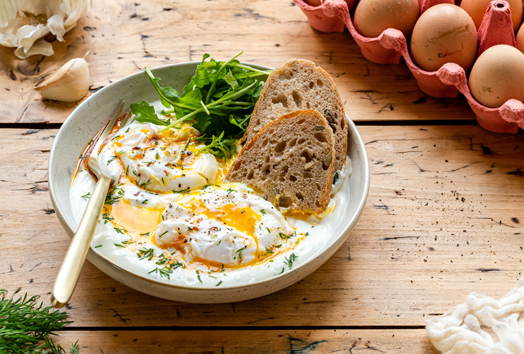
xmin=242 ymin=59 xmax=348 ymax=172
xmin=226 ymin=110 xmax=335 ymax=215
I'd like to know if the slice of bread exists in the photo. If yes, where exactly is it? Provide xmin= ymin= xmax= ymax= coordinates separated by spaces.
xmin=242 ymin=59 xmax=348 ymax=172
xmin=226 ymin=110 xmax=335 ymax=215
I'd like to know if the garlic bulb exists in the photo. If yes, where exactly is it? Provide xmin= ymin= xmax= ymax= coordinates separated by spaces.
xmin=0 ymin=0 xmax=89 ymax=59
xmin=35 ymin=58 xmax=90 ymax=102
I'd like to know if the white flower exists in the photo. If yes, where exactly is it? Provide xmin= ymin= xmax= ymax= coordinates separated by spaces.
xmin=0 ymin=0 xmax=89 ymax=59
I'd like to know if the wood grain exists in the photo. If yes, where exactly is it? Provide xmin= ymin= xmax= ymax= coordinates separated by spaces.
xmin=0 ymin=0 xmax=475 ymax=124
xmin=53 ymin=329 xmax=438 ymax=353
xmin=0 ymin=126 xmax=522 ymax=328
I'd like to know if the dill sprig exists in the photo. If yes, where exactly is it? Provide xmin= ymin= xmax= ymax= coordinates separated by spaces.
xmin=148 ymin=266 xmax=173 ymax=280
xmin=0 ymin=289 xmax=79 ymax=353
xmin=105 ymin=184 xmax=124 ymax=205
xmin=138 ymin=248 xmax=155 ymax=261
xmin=284 ymin=253 xmax=298 ymax=269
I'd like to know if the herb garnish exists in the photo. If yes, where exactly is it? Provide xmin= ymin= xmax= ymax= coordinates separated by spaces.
xmin=181 ymin=138 xmax=192 ymax=156
xmin=105 ymin=184 xmax=124 ymax=205
xmin=156 ymin=254 xmax=168 ymax=265
xmin=139 ymin=179 xmax=152 ymax=189
xmin=235 ymin=247 xmax=245 ymax=260
xmin=106 ymin=155 xmax=117 ymax=165
xmin=172 ymin=188 xmax=190 ymax=194
xmin=333 ymin=171 xmax=339 ymax=184
xmin=0 ymin=290 xmax=80 ymax=353
xmin=279 ymin=231 xmax=296 ymax=240
xmin=101 ymin=213 xmax=114 ymax=225
xmin=148 ymin=266 xmax=173 ymax=280
xmin=284 ymin=253 xmax=298 ymax=269
xmin=195 ymin=132 xmax=237 ymax=160
xmin=170 ymin=261 xmax=184 ymax=270
xmin=138 ymin=248 xmax=155 ymax=261
xmin=130 ymin=100 xmax=170 ymax=126
xmin=130 ymin=52 xmax=270 ymax=160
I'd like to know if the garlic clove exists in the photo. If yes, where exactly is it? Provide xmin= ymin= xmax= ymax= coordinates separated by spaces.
xmin=35 ymin=58 xmax=90 ymax=102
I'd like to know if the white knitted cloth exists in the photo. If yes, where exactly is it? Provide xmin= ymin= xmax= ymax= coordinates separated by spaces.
xmin=426 ymin=278 xmax=524 ymax=354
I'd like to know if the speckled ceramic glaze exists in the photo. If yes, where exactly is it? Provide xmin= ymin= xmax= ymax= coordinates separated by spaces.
xmin=48 ymin=62 xmax=370 ymax=303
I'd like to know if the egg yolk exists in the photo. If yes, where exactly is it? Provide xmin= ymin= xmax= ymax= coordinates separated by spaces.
xmin=107 ymin=200 xmax=164 ymax=239
xmin=215 ymin=158 xmax=234 ymax=183
xmin=183 ymin=200 xmax=261 ymax=237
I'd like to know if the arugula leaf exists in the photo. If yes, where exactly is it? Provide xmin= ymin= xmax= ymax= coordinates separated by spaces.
xmin=253 ymin=80 xmax=265 ymax=99
xmin=228 ymin=114 xmax=250 ymax=132
xmin=204 ymin=53 xmax=242 ymax=104
xmin=135 ymin=52 xmax=271 ymax=159
xmin=192 ymin=53 xmax=211 ymax=88
xmin=130 ymin=100 xmax=170 ymax=126
xmin=145 ymin=68 xmax=181 ymax=108
xmin=145 ymin=68 xmax=201 ymax=111
xmin=195 ymin=132 xmax=237 ymax=161
xmin=224 ymin=70 xmax=239 ymax=89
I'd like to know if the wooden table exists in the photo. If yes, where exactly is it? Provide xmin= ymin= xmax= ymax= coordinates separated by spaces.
xmin=1 ymin=0 xmax=523 ymax=352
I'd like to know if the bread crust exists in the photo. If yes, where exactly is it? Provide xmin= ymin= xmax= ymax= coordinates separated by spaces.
xmin=243 ymin=59 xmax=348 ymax=172
xmin=227 ymin=110 xmax=335 ymax=215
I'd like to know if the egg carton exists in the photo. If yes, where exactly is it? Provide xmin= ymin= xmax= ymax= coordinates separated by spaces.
xmin=295 ymin=0 xmax=524 ymax=133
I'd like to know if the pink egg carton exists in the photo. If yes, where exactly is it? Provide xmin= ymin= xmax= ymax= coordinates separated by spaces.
xmin=294 ymin=0 xmax=524 ymax=133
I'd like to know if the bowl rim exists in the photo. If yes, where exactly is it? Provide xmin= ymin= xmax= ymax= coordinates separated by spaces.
xmin=49 ymin=60 xmax=370 ymax=292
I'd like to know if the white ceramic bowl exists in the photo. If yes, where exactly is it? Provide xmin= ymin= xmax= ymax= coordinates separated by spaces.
xmin=48 ymin=62 xmax=370 ymax=303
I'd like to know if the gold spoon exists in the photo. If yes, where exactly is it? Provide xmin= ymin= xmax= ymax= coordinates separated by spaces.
xmin=51 ymin=101 xmax=131 ymax=308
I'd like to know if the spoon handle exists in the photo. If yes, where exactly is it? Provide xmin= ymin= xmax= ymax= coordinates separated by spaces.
xmin=51 ymin=175 xmax=111 ymax=308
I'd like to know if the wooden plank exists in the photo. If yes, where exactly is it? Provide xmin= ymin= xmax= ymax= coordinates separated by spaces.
xmin=0 ymin=0 xmax=475 ymax=124
xmin=0 ymin=126 xmax=523 ymax=327
xmin=53 ymin=329 xmax=437 ymax=353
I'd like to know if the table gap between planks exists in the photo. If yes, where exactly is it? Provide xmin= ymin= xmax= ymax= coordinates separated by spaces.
xmin=0 ymin=0 xmax=522 ymax=353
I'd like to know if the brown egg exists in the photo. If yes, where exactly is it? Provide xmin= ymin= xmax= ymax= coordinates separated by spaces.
xmin=353 ymin=0 xmax=419 ymax=38
xmin=461 ymin=0 xmax=523 ymax=32
xmin=517 ymin=23 xmax=524 ymax=53
xmin=304 ymin=0 xmax=356 ymax=10
xmin=411 ymin=4 xmax=478 ymax=72
xmin=469 ymin=45 xmax=524 ymax=108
